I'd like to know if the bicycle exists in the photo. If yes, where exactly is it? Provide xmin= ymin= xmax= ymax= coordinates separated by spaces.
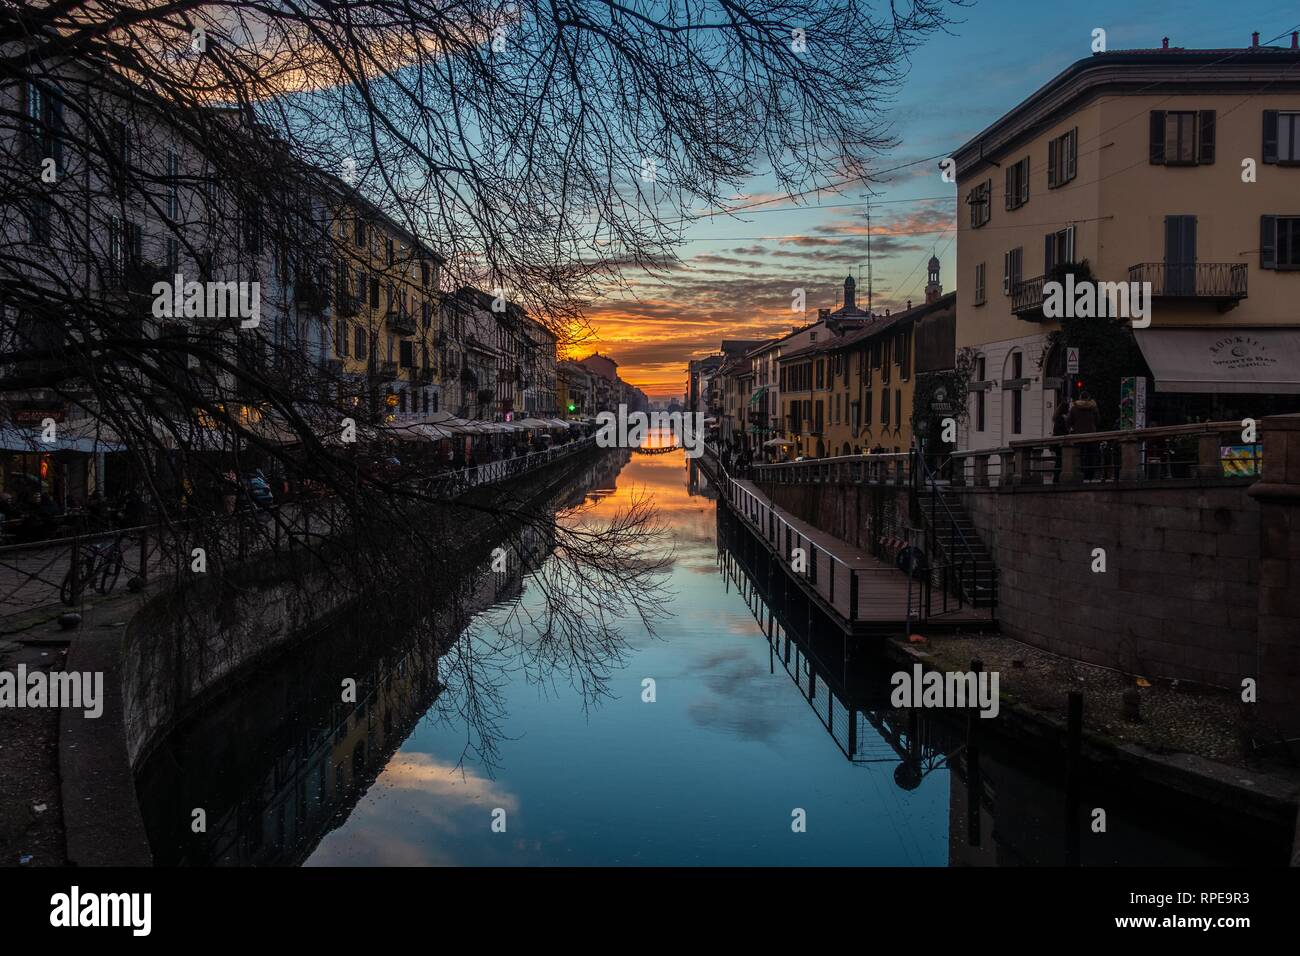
xmin=59 ymin=534 xmax=127 ymax=605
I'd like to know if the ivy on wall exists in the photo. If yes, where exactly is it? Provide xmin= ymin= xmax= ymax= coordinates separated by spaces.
xmin=911 ymin=346 xmax=979 ymax=434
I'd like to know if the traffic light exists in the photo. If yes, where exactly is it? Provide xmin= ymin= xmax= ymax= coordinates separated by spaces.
xmin=1074 ymin=378 xmax=1085 ymax=392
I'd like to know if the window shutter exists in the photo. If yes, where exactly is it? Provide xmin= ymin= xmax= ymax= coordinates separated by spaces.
xmin=1066 ymin=224 xmax=1076 ymax=264
xmin=1261 ymin=215 xmax=1277 ymax=269
xmin=1019 ymin=164 xmax=1029 ymax=205
xmin=1003 ymin=251 xmax=1011 ymax=293
xmin=1044 ymin=233 xmax=1055 ymax=275
xmin=1198 ymin=111 xmax=1216 ymax=164
xmin=1047 ymin=139 xmax=1057 ymax=187
xmin=1066 ymin=128 xmax=1077 ymax=180
xmin=1263 ymin=110 xmax=1279 ymax=164
xmin=1004 ymin=166 xmax=1014 ymax=210
xmin=1150 ymin=111 xmax=1166 ymax=164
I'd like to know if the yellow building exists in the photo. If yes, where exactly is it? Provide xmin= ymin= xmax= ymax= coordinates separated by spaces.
xmin=779 ymin=308 xmax=924 ymax=458
xmin=953 ymin=38 xmax=1300 ymax=452
xmin=328 ymin=190 xmax=442 ymax=421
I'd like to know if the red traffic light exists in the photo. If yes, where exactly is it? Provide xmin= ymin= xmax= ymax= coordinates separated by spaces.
xmin=1074 ymin=378 xmax=1085 ymax=390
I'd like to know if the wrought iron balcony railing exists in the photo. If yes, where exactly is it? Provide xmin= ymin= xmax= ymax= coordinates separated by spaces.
xmin=1128 ymin=262 xmax=1247 ymax=308
xmin=1010 ymin=274 xmax=1046 ymax=317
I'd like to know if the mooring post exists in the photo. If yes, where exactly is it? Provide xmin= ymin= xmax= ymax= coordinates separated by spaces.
xmin=1066 ymin=690 xmax=1084 ymax=866
xmin=967 ymin=658 xmax=983 ymax=848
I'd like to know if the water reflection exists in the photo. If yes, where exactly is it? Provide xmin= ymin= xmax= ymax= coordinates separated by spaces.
xmin=136 ymin=446 xmax=1289 ymax=866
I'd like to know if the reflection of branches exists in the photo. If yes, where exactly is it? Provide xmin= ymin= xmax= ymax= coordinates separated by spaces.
xmin=428 ymin=472 xmax=672 ymax=776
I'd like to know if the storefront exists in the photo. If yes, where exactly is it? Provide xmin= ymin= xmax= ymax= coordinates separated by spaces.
xmin=1134 ymin=328 xmax=1300 ymax=425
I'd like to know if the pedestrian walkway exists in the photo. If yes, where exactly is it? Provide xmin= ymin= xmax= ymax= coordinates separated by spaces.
xmin=722 ymin=470 xmax=924 ymax=630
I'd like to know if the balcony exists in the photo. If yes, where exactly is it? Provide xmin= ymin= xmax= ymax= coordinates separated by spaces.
xmin=336 ymin=294 xmax=360 ymax=318
xmin=386 ymin=309 xmax=416 ymax=336
xmin=378 ymin=360 xmax=399 ymax=380
xmin=1128 ymin=262 xmax=1247 ymax=311
xmin=294 ymin=281 xmax=330 ymax=313
xmin=1010 ymin=275 xmax=1047 ymax=319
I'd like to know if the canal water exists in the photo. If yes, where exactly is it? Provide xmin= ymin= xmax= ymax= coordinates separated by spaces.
xmin=136 ymin=445 xmax=1289 ymax=866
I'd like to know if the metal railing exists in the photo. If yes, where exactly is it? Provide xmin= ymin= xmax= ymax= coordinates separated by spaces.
xmin=951 ymin=420 xmax=1263 ymax=488
xmin=752 ymin=451 xmax=913 ymax=486
xmin=0 ymin=436 xmax=599 ymax=621
xmin=1128 ymin=261 xmax=1248 ymax=300
xmin=711 ymin=448 xmax=924 ymax=626
xmin=1011 ymin=274 xmax=1047 ymax=315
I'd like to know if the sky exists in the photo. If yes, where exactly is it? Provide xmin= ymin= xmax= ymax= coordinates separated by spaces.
xmin=579 ymin=0 xmax=1300 ymax=399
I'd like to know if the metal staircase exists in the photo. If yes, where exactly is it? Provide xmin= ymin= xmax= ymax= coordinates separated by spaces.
xmin=914 ymin=458 xmax=999 ymax=612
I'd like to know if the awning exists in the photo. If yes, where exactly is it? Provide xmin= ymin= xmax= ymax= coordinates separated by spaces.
xmin=1135 ymin=328 xmax=1300 ymax=394
xmin=762 ymin=437 xmax=795 ymax=448
xmin=0 ymin=423 xmax=125 ymax=454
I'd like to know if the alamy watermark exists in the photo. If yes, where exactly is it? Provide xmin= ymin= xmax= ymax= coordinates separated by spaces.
xmin=1043 ymin=274 xmax=1151 ymax=328
xmin=0 ymin=666 xmax=103 ymax=718
xmin=595 ymin=403 xmax=705 ymax=458
xmin=151 ymin=272 xmax=260 ymax=328
xmin=50 ymin=886 xmax=150 ymax=936
xmin=890 ymin=664 xmax=1000 ymax=719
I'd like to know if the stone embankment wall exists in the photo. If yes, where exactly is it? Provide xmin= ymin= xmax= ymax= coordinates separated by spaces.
xmin=121 ymin=447 xmax=604 ymax=767
xmin=954 ymin=483 xmax=1258 ymax=688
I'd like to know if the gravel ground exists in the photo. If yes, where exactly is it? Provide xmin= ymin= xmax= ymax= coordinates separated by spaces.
xmin=904 ymin=631 xmax=1264 ymax=765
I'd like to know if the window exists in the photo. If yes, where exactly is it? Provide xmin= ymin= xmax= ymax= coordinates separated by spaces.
xmin=974 ymin=262 xmax=986 ymax=305
xmin=400 ymin=340 xmax=414 ymax=369
xmin=864 ymin=391 xmax=872 ymax=426
xmin=420 ymin=261 xmax=431 ymax=287
xmin=354 ymin=215 xmax=366 ymax=247
xmin=975 ymin=355 xmax=986 ymax=432
xmin=881 ymin=386 xmax=890 ymax=426
xmin=1002 ymin=247 xmax=1023 ymax=294
xmin=369 ymin=275 xmax=380 ymax=309
xmin=335 ymin=318 xmax=349 ymax=357
xmin=1263 ymin=111 xmax=1300 ymax=164
xmin=1047 ymin=128 xmax=1077 ymax=187
xmin=385 ymin=237 xmax=394 ymax=265
xmin=108 ymin=119 xmax=130 ymax=188
xmin=242 ymin=200 xmax=262 ymax=255
xmin=815 ymin=360 xmax=824 ymax=389
xmin=166 ymin=151 xmax=180 ymax=219
xmin=28 ymin=197 xmax=51 ymax=243
xmin=1150 ymin=110 xmax=1214 ymax=165
xmin=895 ymin=390 xmax=902 ymax=430
xmin=1005 ymin=157 xmax=1029 ymax=210
xmin=24 ymin=79 xmax=65 ymax=165
xmin=1044 ymin=225 xmax=1076 ymax=274
xmin=354 ymin=325 xmax=367 ymax=359
xmin=968 ymin=179 xmax=991 ymax=228
xmin=899 ymin=330 xmax=911 ymax=380
xmin=107 ymin=217 xmax=141 ymax=283
xmin=1261 ymin=216 xmax=1300 ymax=269
xmin=1010 ymin=352 xmax=1023 ymax=435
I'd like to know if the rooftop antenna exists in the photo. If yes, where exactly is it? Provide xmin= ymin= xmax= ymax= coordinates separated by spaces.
xmin=866 ymin=202 xmax=873 ymax=315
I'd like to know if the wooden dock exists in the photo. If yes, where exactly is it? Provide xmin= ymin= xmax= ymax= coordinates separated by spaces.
xmin=717 ymin=466 xmax=987 ymax=635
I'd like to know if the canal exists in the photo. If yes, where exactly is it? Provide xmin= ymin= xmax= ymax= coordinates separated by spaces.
xmin=136 ymin=445 xmax=1289 ymax=866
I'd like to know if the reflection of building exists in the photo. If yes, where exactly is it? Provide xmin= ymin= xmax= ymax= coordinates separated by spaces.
xmin=137 ymin=446 xmax=635 ymax=865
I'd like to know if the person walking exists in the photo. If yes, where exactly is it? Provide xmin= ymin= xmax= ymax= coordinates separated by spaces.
xmin=1052 ymin=399 xmax=1070 ymax=482
xmin=1066 ymin=390 xmax=1100 ymax=480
